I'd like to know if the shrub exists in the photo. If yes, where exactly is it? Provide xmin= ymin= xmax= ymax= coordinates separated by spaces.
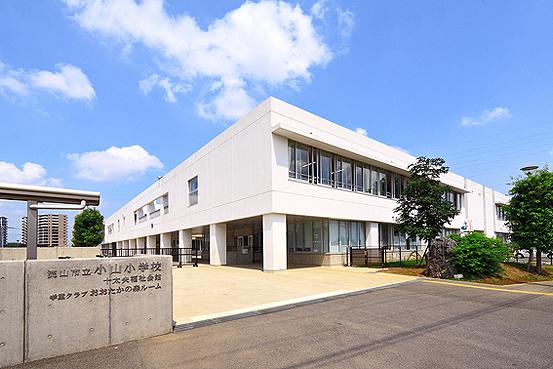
xmin=449 ymin=232 xmax=509 ymax=278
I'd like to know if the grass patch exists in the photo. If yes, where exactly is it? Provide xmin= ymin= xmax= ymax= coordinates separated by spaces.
xmin=382 ymin=262 xmax=553 ymax=285
xmin=384 ymin=259 xmax=425 ymax=268
xmin=467 ymin=262 xmax=553 ymax=285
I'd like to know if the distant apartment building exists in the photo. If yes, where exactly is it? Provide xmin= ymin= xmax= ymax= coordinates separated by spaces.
xmin=22 ymin=214 xmax=68 ymax=247
xmin=0 ymin=216 xmax=7 ymax=247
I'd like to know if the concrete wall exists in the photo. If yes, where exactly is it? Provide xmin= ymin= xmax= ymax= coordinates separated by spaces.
xmin=0 ymin=247 xmax=101 ymax=261
xmin=0 ymin=261 xmax=24 ymax=367
xmin=0 ymin=255 xmax=172 ymax=367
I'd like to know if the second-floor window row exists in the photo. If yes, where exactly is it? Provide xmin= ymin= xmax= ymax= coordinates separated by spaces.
xmin=288 ymin=140 xmax=464 ymax=209
xmin=288 ymin=140 xmax=407 ymax=199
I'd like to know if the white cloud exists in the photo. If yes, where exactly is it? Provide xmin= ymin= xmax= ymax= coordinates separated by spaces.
xmin=0 ymin=161 xmax=62 ymax=186
xmin=311 ymin=0 xmax=330 ymax=20
xmin=139 ymin=73 xmax=189 ymax=103
xmin=0 ymin=61 xmax=95 ymax=102
xmin=67 ymin=145 xmax=163 ymax=182
xmin=336 ymin=8 xmax=355 ymax=40
xmin=355 ymin=127 xmax=367 ymax=136
xmin=310 ymin=0 xmax=354 ymax=53
xmin=64 ymin=0 xmax=351 ymax=120
xmin=461 ymin=107 xmax=511 ymax=127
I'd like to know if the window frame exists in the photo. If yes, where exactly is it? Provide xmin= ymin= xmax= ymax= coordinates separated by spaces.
xmin=188 ymin=176 xmax=199 ymax=207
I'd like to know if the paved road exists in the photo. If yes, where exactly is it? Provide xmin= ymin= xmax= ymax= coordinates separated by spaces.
xmin=10 ymin=280 xmax=553 ymax=369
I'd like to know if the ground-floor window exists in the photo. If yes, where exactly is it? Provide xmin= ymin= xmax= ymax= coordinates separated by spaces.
xmin=380 ymin=223 xmax=424 ymax=250
xmin=287 ymin=216 xmax=365 ymax=254
xmin=287 ymin=217 xmax=329 ymax=253
xmin=495 ymin=232 xmax=510 ymax=243
xmin=443 ymin=228 xmax=460 ymax=238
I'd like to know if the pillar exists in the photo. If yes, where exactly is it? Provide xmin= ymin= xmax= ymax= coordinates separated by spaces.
xmin=146 ymin=235 xmax=156 ymax=252
xmin=160 ymin=232 xmax=172 ymax=250
xmin=137 ymin=237 xmax=146 ymax=254
xmin=179 ymin=229 xmax=192 ymax=263
xmin=366 ymin=222 xmax=379 ymax=247
xmin=26 ymin=201 xmax=38 ymax=260
xmin=129 ymin=238 xmax=137 ymax=251
xmin=262 ymin=213 xmax=287 ymax=272
xmin=209 ymin=223 xmax=227 ymax=266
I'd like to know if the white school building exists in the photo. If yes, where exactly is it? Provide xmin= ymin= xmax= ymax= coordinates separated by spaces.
xmin=103 ymin=97 xmax=509 ymax=272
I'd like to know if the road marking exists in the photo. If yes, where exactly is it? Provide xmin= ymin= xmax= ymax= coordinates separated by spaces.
xmin=422 ymin=280 xmax=553 ymax=296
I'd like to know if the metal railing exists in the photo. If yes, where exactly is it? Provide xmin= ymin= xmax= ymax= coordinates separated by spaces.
xmin=100 ymin=247 xmax=199 ymax=268
xmin=508 ymin=251 xmax=553 ymax=266
xmin=347 ymin=245 xmax=427 ymax=267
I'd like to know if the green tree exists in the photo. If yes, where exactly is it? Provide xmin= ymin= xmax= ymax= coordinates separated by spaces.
xmin=394 ymin=156 xmax=460 ymax=250
xmin=72 ymin=208 xmax=104 ymax=247
xmin=504 ymin=167 xmax=553 ymax=273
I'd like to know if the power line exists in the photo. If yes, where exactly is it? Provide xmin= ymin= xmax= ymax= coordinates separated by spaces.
xmin=421 ymin=128 xmax=553 ymax=154
xmin=447 ymin=144 xmax=553 ymax=169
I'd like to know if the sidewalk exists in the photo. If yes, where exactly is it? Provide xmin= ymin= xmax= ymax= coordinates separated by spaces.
xmin=172 ymin=264 xmax=416 ymax=325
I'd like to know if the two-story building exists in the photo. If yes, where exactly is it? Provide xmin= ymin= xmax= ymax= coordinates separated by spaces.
xmin=103 ymin=97 xmax=510 ymax=272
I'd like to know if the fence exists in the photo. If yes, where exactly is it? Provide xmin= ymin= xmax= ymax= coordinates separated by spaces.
xmin=348 ymin=245 xmax=427 ymax=267
xmin=507 ymin=251 xmax=553 ymax=266
xmin=100 ymin=247 xmax=199 ymax=267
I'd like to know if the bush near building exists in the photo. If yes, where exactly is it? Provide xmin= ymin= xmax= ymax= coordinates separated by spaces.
xmin=449 ymin=232 xmax=509 ymax=278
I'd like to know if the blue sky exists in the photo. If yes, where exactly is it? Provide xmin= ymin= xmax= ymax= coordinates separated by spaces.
xmin=1 ymin=0 xmax=552 ymax=242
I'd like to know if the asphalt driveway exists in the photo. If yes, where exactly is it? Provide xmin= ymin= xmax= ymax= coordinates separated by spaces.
xmin=10 ymin=279 xmax=553 ymax=369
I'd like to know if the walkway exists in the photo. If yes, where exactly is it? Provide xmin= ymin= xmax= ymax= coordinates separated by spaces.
xmin=172 ymin=264 xmax=416 ymax=325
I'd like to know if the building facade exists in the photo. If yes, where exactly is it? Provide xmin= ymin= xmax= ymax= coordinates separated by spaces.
xmin=0 ymin=216 xmax=7 ymax=247
xmin=103 ymin=97 xmax=510 ymax=272
xmin=22 ymin=214 xmax=68 ymax=247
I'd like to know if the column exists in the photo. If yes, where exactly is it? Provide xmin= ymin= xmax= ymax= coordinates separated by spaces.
xmin=137 ymin=237 xmax=146 ymax=254
xmin=209 ymin=223 xmax=227 ymax=266
xmin=262 ymin=213 xmax=287 ymax=272
xmin=146 ymin=235 xmax=157 ymax=253
xmin=179 ymin=229 xmax=192 ymax=263
xmin=26 ymin=201 xmax=38 ymax=260
xmin=129 ymin=238 xmax=137 ymax=255
xmin=160 ymin=232 xmax=172 ymax=254
xmin=366 ymin=223 xmax=379 ymax=247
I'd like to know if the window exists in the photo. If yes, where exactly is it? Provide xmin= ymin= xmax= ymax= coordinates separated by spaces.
xmin=379 ymin=223 xmax=390 ymax=248
xmin=319 ymin=150 xmax=332 ymax=185
xmin=444 ymin=190 xmax=463 ymax=211
xmin=287 ymin=217 xmax=331 ymax=253
xmin=371 ymin=168 xmax=379 ymax=195
xmin=287 ymin=140 xmax=409 ymax=199
xmin=288 ymin=141 xmax=296 ymax=178
xmin=188 ymin=176 xmax=198 ymax=206
xmin=363 ymin=165 xmax=371 ymax=193
xmin=342 ymin=158 xmax=353 ymax=190
xmin=334 ymin=156 xmax=342 ymax=188
xmin=379 ymin=171 xmax=387 ymax=197
xmin=295 ymin=143 xmax=310 ymax=181
xmin=329 ymin=220 xmax=339 ymax=253
xmin=443 ymin=228 xmax=460 ymax=237
xmin=355 ymin=163 xmax=364 ymax=192
xmin=107 ymin=224 xmax=114 ymax=235
xmin=496 ymin=205 xmax=506 ymax=221
xmin=392 ymin=174 xmax=404 ymax=199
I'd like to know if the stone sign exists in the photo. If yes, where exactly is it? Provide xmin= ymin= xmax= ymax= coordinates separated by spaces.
xmin=24 ymin=256 xmax=172 ymax=362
